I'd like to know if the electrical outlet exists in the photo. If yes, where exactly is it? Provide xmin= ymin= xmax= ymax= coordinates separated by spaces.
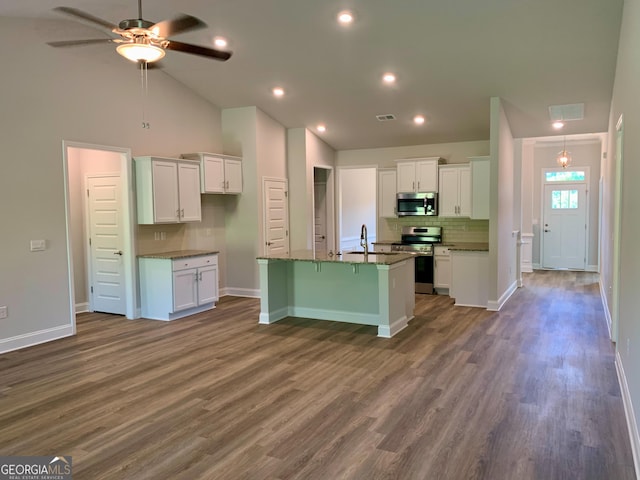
xmin=154 ymin=232 xmax=160 ymax=241
xmin=0 ymin=306 xmax=7 ymax=319
xmin=161 ymin=232 xmax=166 ymax=240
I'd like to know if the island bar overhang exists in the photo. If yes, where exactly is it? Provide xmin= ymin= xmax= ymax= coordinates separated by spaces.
xmin=256 ymin=252 xmax=415 ymax=338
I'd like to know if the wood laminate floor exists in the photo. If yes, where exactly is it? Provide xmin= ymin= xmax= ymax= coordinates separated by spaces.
xmin=0 ymin=271 xmax=636 ymax=479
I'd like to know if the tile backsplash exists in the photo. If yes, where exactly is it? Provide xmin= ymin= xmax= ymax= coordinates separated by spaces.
xmin=137 ymin=224 xmax=188 ymax=255
xmin=380 ymin=216 xmax=489 ymax=244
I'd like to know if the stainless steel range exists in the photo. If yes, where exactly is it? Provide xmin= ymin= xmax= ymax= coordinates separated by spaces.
xmin=391 ymin=226 xmax=442 ymax=294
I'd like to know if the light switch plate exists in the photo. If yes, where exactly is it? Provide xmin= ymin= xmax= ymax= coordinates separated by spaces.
xmin=0 ymin=306 xmax=7 ymax=319
xmin=30 ymin=239 xmax=46 ymax=252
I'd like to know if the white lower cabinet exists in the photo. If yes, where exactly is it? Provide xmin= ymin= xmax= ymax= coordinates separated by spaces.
xmin=434 ymin=246 xmax=451 ymax=293
xmin=139 ymin=254 xmax=218 ymax=320
xmin=450 ymin=250 xmax=489 ymax=308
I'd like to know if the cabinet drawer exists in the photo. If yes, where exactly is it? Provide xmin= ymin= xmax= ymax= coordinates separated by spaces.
xmin=172 ymin=255 xmax=218 ymax=271
xmin=434 ymin=246 xmax=451 ymax=256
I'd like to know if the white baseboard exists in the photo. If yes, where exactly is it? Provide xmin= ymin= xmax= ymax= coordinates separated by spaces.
xmin=486 ymin=280 xmax=518 ymax=311
xmin=222 ymin=287 xmax=260 ymax=298
xmin=532 ymin=263 xmax=598 ymax=272
xmin=0 ymin=324 xmax=75 ymax=354
xmin=615 ymin=351 xmax=640 ymax=477
xmin=599 ymin=279 xmax=612 ymax=339
xmin=521 ymin=264 xmax=533 ymax=273
xmin=75 ymin=302 xmax=89 ymax=314
xmin=587 ymin=264 xmax=599 ymax=272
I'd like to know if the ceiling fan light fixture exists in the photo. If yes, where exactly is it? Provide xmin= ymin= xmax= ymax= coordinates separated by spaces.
xmin=116 ymin=43 xmax=166 ymax=63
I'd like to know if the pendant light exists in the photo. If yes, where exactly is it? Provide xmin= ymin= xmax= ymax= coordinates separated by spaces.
xmin=556 ymin=136 xmax=571 ymax=169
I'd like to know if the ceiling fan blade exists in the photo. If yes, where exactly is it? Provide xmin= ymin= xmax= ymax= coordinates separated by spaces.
xmin=47 ymin=38 xmax=115 ymax=48
xmin=151 ymin=14 xmax=206 ymax=38
xmin=53 ymin=7 xmax=118 ymax=32
xmin=165 ymin=40 xmax=232 ymax=61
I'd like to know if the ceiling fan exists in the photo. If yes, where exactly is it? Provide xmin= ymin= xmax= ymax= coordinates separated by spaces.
xmin=47 ymin=0 xmax=232 ymax=63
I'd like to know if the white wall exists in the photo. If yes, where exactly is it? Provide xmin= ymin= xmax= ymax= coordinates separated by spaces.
xmin=336 ymin=140 xmax=490 ymax=167
xmin=529 ymin=140 xmax=602 ymax=268
xmin=488 ymin=97 xmax=516 ymax=309
xmin=605 ymin=0 xmax=640 ymax=467
xmin=287 ymin=128 xmax=336 ymax=251
xmin=338 ymin=168 xmax=377 ymax=251
xmin=0 ymin=17 xmax=224 ymax=352
xmin=222 ymin=107 xmax=287 ymax=295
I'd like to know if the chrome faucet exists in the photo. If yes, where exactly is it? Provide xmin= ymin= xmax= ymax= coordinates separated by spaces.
xmin=360 ymin=224 xmax=369 ymax=255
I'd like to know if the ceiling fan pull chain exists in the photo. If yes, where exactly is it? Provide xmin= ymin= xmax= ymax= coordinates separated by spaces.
xmin=140 ymin=61 xmax=150 ymax=129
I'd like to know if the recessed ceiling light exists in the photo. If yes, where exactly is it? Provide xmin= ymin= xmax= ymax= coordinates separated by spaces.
xmin=338 ymin=11 xmax=354 ymax=24
xmin=382 ymin=73 xmax=396 ymax=84
xmin=214 ymin=37 xmax=228 ymax=48
xmin=316 ymin=124 xmax=326 ymax=133
xmin=414 ymin=115 xmax=425 ymax=125
xmin=272 ymin=87 xmax=285 ymax=97
xmin=552 ymin=121 xmax=565 ymax=129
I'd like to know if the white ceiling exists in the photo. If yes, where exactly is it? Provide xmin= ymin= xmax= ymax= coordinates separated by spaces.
xmin=0 ymin=0 xmax=624 ymax=151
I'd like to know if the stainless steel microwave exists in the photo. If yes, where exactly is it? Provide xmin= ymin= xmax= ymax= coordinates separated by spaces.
xmin=396 ymin=192 xmax=438 ymax=216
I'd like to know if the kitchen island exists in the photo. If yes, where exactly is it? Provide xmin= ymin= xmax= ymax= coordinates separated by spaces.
xmin=256 ymin=250 xmax=415 ymax=337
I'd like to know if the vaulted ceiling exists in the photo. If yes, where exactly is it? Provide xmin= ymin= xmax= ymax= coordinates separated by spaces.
xmin=0 ymin=0 xmax=623 ymax=150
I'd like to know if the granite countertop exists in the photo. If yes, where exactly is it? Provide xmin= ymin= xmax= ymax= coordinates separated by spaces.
xmin=445 ymin=243 xmax=489 ymax=252
xmin=257 ymin=249 xmax=414 ymax=265
xmin=138 ymin=249 xmax=219 ymax=259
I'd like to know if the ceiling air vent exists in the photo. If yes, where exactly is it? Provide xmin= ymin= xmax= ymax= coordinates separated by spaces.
xmin=376 ymin=114 xmax=396 ymax=121
xmin=548 ymin=103 xmax=584 ymax=122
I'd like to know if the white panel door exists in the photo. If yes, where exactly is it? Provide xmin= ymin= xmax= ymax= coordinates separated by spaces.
xmin=314 ymin=182 xmax=327 ymax=252
xmin=177 ymin=162 xmax=202 ymax=222
xmin=264 ymin=178 xmax=289 ymax=255
xmin=87 ymin=176 xmax=126 ymax=315
xmin=542 ymin=184 xmax=587 ymax=269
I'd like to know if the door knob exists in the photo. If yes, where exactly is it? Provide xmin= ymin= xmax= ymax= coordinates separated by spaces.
xmin=114 ymin=250 xmax=123 ymax=256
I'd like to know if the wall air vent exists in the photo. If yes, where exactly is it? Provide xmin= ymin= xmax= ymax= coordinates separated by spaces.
xmin=376 ymin=114 xmax=396 ymax=121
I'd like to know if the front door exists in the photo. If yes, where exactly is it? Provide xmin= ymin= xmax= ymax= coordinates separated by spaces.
xmin=263 ymin=178 xmax=289 ymax=255
xmin=542 ymin=183 xmax=587 ymax=269
xmin=87 ymin=175 xmax=126 ymax=314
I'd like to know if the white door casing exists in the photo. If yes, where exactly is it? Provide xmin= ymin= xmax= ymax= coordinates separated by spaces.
xmin=542 ymin=183 xmax=587 ymax=269
xmin=263 ymin=178 xmax=289 ymax=255
xmin=86 ymin=175 xmax=126 ymax=315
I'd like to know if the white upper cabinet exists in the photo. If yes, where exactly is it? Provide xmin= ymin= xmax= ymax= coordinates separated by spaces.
xmin=439 ymin=164 xmax=471 ymax=217
xmin=135 ymin=156 xmax=202 ymax=224
xmin=378 ymin=168 xmax=397 ymax=218
xmin=470 ymin=156 xmax=490 ymax=220
xmin=396 ymin=157 xmax=443 ymax=193
xmin=181 ymin=152 xmax=243 ymax=194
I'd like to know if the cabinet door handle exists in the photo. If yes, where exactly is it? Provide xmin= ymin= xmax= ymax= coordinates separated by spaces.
xmin=417 ymin=181 xmax=420 ymax=190
xmin=181 ymin=209 xmax=184 ymax=217
xmin=176 ymin=209 xmax=180 ymax=218
xmin=199 ymin=272 xmax=203 ymax=281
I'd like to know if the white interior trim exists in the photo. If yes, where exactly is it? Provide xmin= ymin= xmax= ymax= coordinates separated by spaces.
xmin=616 ymin=351 xmax=640 ymax=476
